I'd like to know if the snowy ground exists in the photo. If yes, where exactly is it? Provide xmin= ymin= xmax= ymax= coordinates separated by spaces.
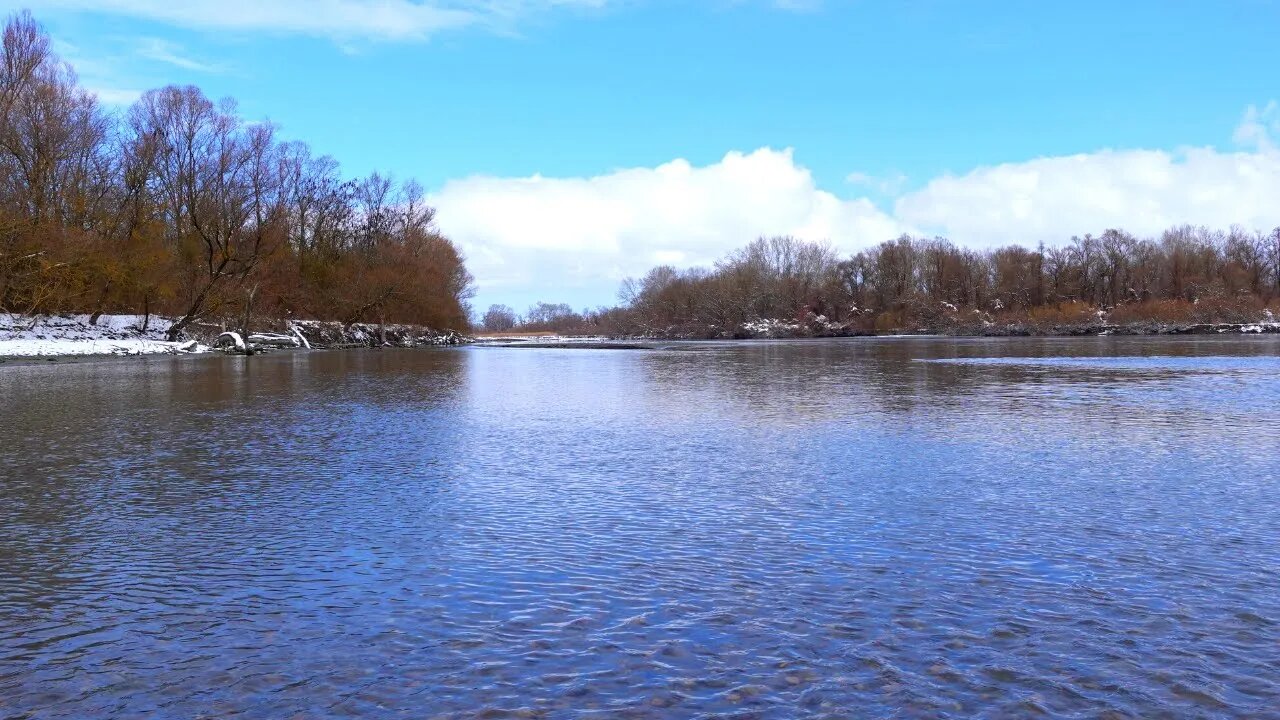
xmin=472 ymin=334 xmax=611 ymax=345
xmin=0 ymin=314 xmax=207 ymax=358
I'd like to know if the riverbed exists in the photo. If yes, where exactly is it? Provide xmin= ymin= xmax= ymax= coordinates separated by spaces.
xmin=2 ymin=337 xmax=1278 ymax=718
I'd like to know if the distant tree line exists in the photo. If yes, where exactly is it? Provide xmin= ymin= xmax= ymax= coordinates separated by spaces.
xmin=480 ymin=301 xmax=624 ymax=334
xmin=497 ymin=227 xmax=1280 ymax=337
xmin=0 ymin=12 xmax=473 ymax=338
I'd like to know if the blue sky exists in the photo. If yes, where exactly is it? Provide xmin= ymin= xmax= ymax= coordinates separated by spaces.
xmin=12 ymin=0 xmax=1280 ymax=313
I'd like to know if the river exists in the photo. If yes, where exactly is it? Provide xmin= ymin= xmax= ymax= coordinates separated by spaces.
xmin=2 ymin=337 xmax=1279 ymax=718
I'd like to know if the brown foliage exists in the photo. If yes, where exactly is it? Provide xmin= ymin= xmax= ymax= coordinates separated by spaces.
xmin=1023 ymin=301 xmax=1097 ymax=327
xmin=0 ymin=11 xmax=473 ymax=335
xmin=604 ymin=228 xmax=1280 ymax=337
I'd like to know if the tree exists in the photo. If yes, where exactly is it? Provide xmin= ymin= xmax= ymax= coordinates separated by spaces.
xmin=0 ymin=10 xmax=111 ymax=314
xmin=525 ymin=301 xmax=576 ymax=326
xmin=0 ymin=11 xmax=478 ymax=336
xmin=128 ymin=87 xmax=254 ymax=338
xmin=482 ymin=304 xmax=517 ymax=331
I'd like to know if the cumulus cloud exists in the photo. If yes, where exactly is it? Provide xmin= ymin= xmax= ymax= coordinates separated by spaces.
xmin=896 ymin=149 xmax=1280 ymax=249
xmin=890 ymin=105 xmax=1280 ymax=250
xmin=26 ymin=0 xmax=608 ymax=41
xmin=435 ymin=105 xmax=1280 ymax=308
xmin=431 ymin=149 xmax=907 ymax=300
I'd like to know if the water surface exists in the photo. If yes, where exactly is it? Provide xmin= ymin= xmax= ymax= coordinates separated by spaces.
xmin=2 ymin=337 xmax=1279 ymax=718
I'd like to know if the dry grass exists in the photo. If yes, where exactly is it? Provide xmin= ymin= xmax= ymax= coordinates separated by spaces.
xmin=1106 ymin=299 xmax=1197 ymax=324
xmin=1108 ymin=296 xmax=1267 ymax=325
xmin=1021 ymin=301 xmax=1098 ymax=327
xmin=863 ymin=295 xmax=1279 ymax=334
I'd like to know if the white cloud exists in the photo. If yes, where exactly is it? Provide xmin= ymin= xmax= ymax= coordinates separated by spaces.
xmin=87 ymin=85 xmax=143 ymax=105
xmin=896 ymin=150 xmax=1280 ymax=249
xmin=846 ymin=170 xmax=907 ymax=196
xmin=431 ymin=148 xmax=907 ymax=299
xmin=135 ymin=37 xmax=222 ymax=72
xmin=27 ymin=0 xmax=813 ymax=42
xmin=436 ymin=105 xmax=1280 ymax=308
xmin=1234 ymin=100 xmax=1279 ymax=151
xmin=26 ymin=0 xmax=609 ymax=41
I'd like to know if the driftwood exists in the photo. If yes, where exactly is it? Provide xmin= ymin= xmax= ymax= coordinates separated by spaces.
xmin=289 ymin=320 xmax=470 ymax=348
xmin=206 ymin=321 xmax=469 ymax=353
xmin=213 ymin=330 xmax=304 ymax=354
xmin=289 ymin=325 xmax=312 ymax=349
xmin=247 ymin=333 xmax=302 ymax=348
xmin=214 ymin=331 xmax=246 ymax=352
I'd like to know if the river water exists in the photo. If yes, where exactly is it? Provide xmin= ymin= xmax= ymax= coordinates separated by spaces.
xmin=2 ymin=337 xmax=1279 ymax=718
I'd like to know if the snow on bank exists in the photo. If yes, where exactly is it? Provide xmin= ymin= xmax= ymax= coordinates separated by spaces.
xmin=0 ymin=314 xmax=206 ymax=358
xmin=740 ymin=318 xmax=804 ymax=338
xmin=290 ymin=320 xmax=469 ymax=347
xmin=739 ymin=314 xmax=858 ymax=339
xmin=1 ymin=314 xmax=470 ymax=358
xmin=472 ymin=334 xmax=610 ymax=345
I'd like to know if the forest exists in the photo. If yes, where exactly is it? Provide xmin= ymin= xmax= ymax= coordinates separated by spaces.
xmin=0 ymin=12 xmax=474 ymax=340
xmin=485 ymin=228 xmax=1280 ymax=337
xmin=8 ymin=8 xmax=1280 ymax=345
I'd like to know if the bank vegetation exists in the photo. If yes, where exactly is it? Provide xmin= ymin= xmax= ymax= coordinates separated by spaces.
xmin=0 ymin=11 xmax=473 ymax=342
xmin=487 ymin=228 xmax=1280 ymax=338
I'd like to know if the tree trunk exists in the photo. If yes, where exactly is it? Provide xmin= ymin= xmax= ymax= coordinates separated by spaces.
xmin=239 ymin=283 xmax=258 ymax=354
xmin=141 ymin=293 xmax=150 ymax=333
xmin=88 ymin=281 xmax=110 ymax=325
xmin=166 ymin=273 xmax=223 ymax=341
xmin=166 ymin=310 xmax=196 ymax=342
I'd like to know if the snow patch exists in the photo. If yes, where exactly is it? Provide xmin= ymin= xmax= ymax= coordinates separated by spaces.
xmin=741 ymin=318 xmax=803 ymax=338
xmin=289 ymin=325 xmax=312 ymax=349
xmin=0 ymin=314 xmax=203 ymax=359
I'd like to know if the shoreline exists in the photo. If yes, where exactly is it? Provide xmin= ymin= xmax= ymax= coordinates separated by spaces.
xmin=0 ymin=314 xmax=471 ymax=363
xmin=6 ymin=316 xmax=1278 ymax=364
xmin=472 ymin=321 xmax=1280 ymax=349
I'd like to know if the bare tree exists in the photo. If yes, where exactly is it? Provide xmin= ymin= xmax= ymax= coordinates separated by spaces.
xmin=481 ymin=304 xmax=517 ymax=332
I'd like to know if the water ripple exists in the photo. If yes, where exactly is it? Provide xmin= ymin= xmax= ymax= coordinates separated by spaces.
xmin=1 ymin=337 xmax=1279 ymax=717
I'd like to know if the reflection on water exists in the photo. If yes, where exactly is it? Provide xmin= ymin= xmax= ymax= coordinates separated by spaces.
xmin=2 ymin=337 xmax=1279 ymax=718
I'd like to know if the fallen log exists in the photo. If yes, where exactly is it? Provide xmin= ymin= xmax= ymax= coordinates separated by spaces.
xmin=247 ymin=333 xmax=301 ymax=348
xmin=214 ymin=332 xmax=246 ymax=352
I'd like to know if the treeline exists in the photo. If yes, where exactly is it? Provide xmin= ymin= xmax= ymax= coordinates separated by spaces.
xmin=497 ymin=227 xmax=1280 ymax=337
xmin=480 ymin=301 xmax=625 ymax=334
xmin=0 ymin=12 xmax=472 ymax=339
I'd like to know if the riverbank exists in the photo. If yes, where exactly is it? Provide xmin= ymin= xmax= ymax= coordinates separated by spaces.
xmin=476 ymin=334 xmax=652 ymax=349
xmin=0 ymin=314 xmax=470 ymax=361
xmin=481 ymin=317 xmax=1280 ymax=346
xmin=605 ymin=309 xmax=1280 ymax=341
xmin=8 ymin=312 xmax=1277 ymax=361
xmin=950 ymin=320 xmax=1280 ymax=337
xmin=0 ymin=314 xmax=201 ymax=359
